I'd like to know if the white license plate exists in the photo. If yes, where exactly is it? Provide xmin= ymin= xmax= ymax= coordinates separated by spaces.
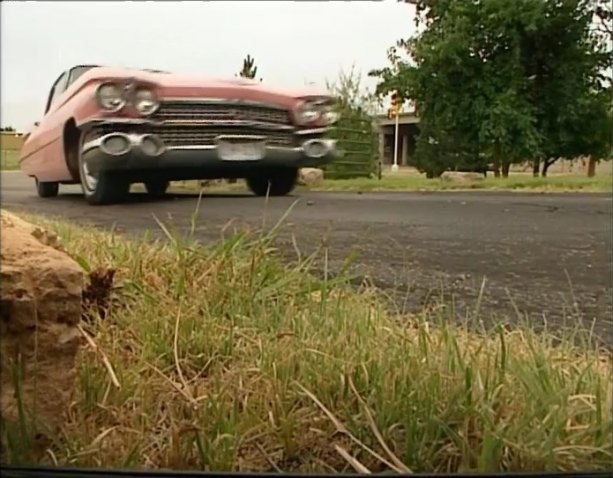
xmin=218 ymin=141 xmax=265 ymax=161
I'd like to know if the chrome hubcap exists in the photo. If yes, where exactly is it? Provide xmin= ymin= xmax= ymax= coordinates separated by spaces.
xmin=82 ymin=161 xmax=98 ymax=191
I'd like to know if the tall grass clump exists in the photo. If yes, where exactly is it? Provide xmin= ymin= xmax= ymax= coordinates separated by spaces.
xmin=1 ymin=213 xmax=611 ymax=473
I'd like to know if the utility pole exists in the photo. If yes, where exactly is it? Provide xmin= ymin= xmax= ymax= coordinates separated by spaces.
xmin=390 ymin=91 xmax=402 ymax=173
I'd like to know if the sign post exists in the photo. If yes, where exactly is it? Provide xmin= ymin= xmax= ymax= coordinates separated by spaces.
xmin=392 ymin=110 xmax=399 ymax=172
xmin=390 ymin=91 xmax=402 ymax=173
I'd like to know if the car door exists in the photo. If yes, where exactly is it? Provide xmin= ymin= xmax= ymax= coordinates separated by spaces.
xmin=20 ymin=70 xmax=71 ymax=181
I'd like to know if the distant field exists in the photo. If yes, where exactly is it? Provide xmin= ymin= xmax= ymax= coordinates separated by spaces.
xmin=314 ymin=173 xmax=612 ymax=193
xmin=0 ymin=150 xmax=20 ymax=171
xmin=4 ymin=148 xmax=609 ymax=194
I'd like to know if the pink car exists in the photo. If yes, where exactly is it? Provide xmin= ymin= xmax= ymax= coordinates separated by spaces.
xmin=19 ymin=65 xmax=340 ymax=205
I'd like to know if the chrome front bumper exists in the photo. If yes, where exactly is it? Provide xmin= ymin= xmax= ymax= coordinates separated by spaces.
xmin=81 ymin=132 xmax=341 ymax=179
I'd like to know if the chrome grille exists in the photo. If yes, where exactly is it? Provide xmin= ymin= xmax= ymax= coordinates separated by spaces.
xmin=91 ymin=125 xmax=295 ymax=147
xmin=154 ymin=101 xmax=291 ymax=125
xmin=150 ymin=126 xmax=294 ymax=147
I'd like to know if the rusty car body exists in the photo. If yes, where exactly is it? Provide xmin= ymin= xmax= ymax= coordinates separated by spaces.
xmin=19 ymin=65 xmax=341 ymax=205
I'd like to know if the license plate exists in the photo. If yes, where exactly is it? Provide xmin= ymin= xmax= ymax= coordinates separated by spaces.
xmin=218 ymin=141 xmax=265 ymax=161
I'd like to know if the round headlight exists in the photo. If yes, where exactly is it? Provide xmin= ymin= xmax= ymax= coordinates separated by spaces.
xmin=134 ymin=87 xmax=159 ymax=116
xmin=322 ymin=107 xmax=340 ymax=125
xmin=96 ymin=83 xmax=126 ymax=111
xmin=297 ymin=102 xmax=321 ymax=124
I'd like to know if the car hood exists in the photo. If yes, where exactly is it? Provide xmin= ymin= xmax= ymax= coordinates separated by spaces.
xmin=80 ymin=67 xmax=329 ymax=108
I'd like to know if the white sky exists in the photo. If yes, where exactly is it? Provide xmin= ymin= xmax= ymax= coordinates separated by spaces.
xmin=0 ymin=0 xmax=416 ymax=131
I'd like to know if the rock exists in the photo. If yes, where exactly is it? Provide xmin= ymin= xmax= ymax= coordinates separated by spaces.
xmin=0 ymin=210 xmax=83 ymax=433
xmin=440 ymin=171 xmax=485 ymax=182
xmin=298 ymin=168 xmax=324 ymax=187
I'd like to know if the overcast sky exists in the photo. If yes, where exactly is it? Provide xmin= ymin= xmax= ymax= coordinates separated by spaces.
xmin=1 ymin=0 xmax=416 ymax=131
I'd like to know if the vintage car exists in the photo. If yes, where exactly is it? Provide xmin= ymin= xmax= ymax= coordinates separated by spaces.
xmin=19 ymin=64 xmax=341 ymax=205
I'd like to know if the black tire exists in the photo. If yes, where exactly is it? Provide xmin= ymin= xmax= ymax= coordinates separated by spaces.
xmin=78 ymin=142 xmax=129 ymax=206
xmin=35 ymin=179 xmax=59 ymax=198
xmin=246 ymin=168 xmax=298 ymax=197
xmin=144 ymin=179 xmax=169 ymax=198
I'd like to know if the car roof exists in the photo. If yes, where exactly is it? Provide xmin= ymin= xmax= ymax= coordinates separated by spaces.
xmin=68 ymin=64 xmax=169 ymax=74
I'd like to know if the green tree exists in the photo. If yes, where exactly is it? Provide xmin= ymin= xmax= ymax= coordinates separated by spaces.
xmin=372 ymin=0 xmax=612 ymax=178
xmin=325 ymin=66 xmax=379 ymax=178
xmin=1 ymin=126 xmax=16 ymax=132
xmin=238 ymin=54 xmax=261 ymax=81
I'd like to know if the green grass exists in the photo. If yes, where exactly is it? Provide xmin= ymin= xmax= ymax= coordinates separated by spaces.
xmin=1 ymin=211 xmax=611 ymax=473
xmin=0 ymin=150 xmax=20 ymax=171
xmin=173 ymin=173 xmax=612 ymax=195
xmin=314 ymin=174 xmax=612 ymax=193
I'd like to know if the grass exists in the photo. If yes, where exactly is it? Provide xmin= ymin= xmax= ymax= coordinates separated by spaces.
xmin=313 ymin=173 xmax=613 ymax=193
xmin=0 ymin=150 xmax=20 ymax=171
xmin=1 ymin=209 xmax=612 ymax=473
xmin=172 ymin=173 xmax=612 ymax=195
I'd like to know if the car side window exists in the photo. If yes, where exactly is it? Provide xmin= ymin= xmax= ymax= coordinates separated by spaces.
xmin=44 ymin=71 xmax=69 ymax=114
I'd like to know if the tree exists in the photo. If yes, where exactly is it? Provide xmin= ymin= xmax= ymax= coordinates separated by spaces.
xmin=1 ymin=126 xmax=16 ymax=132
xmin=238 ymin=54 xmax=261 ymax=81
xmin=371 ymin=0 xmax=612 ymax=178
xmin=325 ymin=66 xmax=379 ymax=178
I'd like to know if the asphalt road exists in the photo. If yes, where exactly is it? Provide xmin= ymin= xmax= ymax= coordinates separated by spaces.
xmin=2 ymin=171 xmax=612 ymax=345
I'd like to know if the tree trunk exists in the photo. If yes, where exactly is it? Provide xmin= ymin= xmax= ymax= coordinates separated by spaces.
xmin=501 ymin=161 xmax=510 ymax=178
xmin=493 ymin=159 xmax=501 ymax=178
xmin=541 ymin=159 xmax=554 ymax=177
xmin=532 ymin=159 xmax=540 ymax=177
xmin=587 ymin=156 xmax=597 ymax=177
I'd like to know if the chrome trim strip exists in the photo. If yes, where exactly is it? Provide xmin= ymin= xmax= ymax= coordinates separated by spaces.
xmin=160 ymin=119 xmax=295 ymax=130
xmin=166 ymin=145 xmax=217 ymax=151
xmin=81 ymin=118 xmax=159 ymax=128
xmin=81 ymin=118 xmax=295 ymax=130
xmin=158 ymin=97 xmax=289 ymax=110
xmin=214 ymin=134 xmax=268 ymax=143
xmin=166 ymin=144 xmax=302 ymax=152
xmin=294 ymin=127 xmax=330 ymax=135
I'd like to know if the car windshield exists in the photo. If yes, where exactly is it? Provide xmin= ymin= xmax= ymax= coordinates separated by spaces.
xmin=69 ymin=65 xmax=98 ymax=83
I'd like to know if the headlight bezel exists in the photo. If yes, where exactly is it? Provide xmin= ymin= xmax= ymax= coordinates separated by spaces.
xmin=95 ymin=82 xmax=127 ymax=113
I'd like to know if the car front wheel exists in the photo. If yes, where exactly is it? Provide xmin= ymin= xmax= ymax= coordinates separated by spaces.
xmin=246 ymin=168 xmax=298 ymax=197
xmin=35 ymin=179 xmax=59 ymax=198
xmin=79 ymin=150 xmax=129 ymax=206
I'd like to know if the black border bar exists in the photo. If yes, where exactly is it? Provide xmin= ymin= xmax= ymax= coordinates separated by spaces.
xmin=1 ymin=466 xmax=612 ymax=478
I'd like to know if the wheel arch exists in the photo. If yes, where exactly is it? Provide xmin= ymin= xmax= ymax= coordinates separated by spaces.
xmin=63 ymin=118 xmax=81 ymax=182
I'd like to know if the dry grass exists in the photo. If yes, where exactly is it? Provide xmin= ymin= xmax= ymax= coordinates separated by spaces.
xmin=0 ymin=150 xmax=20 ymax=171
xmin=1 ymin=209 xmax=611 ymax=473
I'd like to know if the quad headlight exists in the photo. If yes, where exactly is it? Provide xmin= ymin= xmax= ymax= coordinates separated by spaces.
xmin=95 ymin=82 xmax=159 ymax=115
xmin=133 ymin=87 xmax=159 ymax=116
xmin=95 ymin=83 xmax=126 ymax=112
xmin=296 ymin=99 xmax=340 ymax=125
xmin=297 ymin=101 xmax=321 ymax=124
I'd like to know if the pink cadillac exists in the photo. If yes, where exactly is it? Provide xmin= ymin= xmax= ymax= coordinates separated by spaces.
xmin=19 ymin=65 xmax=340 ymax=205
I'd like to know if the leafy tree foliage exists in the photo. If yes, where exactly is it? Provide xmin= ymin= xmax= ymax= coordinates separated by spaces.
xmin=0 ymin=126 xmax=16 ymax=132
xmin=325 ymin=67 xmax=380 ymax=178
xmin=371 ymin=0 xmax=612 ymax=177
